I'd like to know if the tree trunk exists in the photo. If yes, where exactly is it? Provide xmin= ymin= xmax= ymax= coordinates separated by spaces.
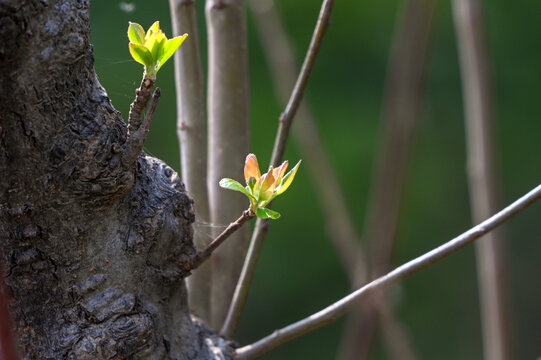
xmin=169 ymin=0 xmax=213 ymax=324
xmin=0 ymin=0 xmax=232 ymax=358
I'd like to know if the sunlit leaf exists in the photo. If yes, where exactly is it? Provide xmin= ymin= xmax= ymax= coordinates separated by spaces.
xmin=144 ymin=30 xmax=166 ymax=67
xmin=129 ymin=42 xmax=152 ymax=66
xmin=272 ymin=160 xmax=288 ymax=184
xmin=156 ymin=34 xmax=187 ymax=71
xmin=244 ymin=153 xmax=261 ymax=183
xmin=127 ymin=22 xmax=145 ymax=44
xmin=275 ymin=160 xmax=301 ymax=195
xmin=255 ymin=171 xmax=276 ymax=202
xmin=145 ymin=21 xmax=160 ymax=40
xmin=219 ymin=178 xmax=256 ymax=202
xmin=255 ymin=207 xmax=280 ymax=220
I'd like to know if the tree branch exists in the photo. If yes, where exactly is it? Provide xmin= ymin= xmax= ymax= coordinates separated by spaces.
xmin=169 ymin=0 xmax=212 ymax=322
xmin=220 ymin=0 xmax=335 ymax=338
xmin=451 ymin=0 xmax=511 ymax=358
xmin=122 ymin=87 xmax=161 ymax=167
xmin=128 ymin=77 xmax=155 ymax=134
xmin=234 ymin=184 xmax=541 ymax=360
xmin=248 ymin=0 xmax=364 ymax=286
xmin=188 ymin=210 xmax=255 ymax=271
xmin=270 ymin=0 xmax=334 ymax=166
xmin=206 ymin=0 xmax=251 ymax=329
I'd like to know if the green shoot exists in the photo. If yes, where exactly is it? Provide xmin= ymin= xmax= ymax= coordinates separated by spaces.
xmin=128 ymin=21 xmax=187 ymax=79
xmin=219 ymin=154 xmax=301 ymax=219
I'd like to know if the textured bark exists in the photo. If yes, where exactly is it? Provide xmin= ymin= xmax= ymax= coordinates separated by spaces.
xmin=0 ymin=0 xmax=232 ymax=358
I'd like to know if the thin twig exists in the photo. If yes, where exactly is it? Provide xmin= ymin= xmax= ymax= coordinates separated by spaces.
xmin=234 ymin=184 xmax=541 ymax=360
xmin=169 ymin=0 xmax=211 ymax=322
xmin=249 ymin=0 xmax=364 ymax=285
xmin=220 ymin=0 xmax=335 ymax=338
xmin=270 ymin=0 xmax=334 ymax=166
xmin=188 ymin=210 xmax=255 ymax=271
xmin=220 ymin=220 xmax=270 ymax=337
xmin=451 ymin=0 xmax=511 ymax=359
xmin=122 ymin=87 xmax=161 ymax=167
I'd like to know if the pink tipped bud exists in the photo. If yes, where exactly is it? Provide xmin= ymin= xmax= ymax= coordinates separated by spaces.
xmin=244 ymin=153 xmax=261 ymax=184
xmin=272 ymin=160 xmax=289 ymax=184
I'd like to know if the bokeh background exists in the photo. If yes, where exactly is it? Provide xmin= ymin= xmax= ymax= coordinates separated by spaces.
xmin=90 ymin=1 xmax=541 ymax=359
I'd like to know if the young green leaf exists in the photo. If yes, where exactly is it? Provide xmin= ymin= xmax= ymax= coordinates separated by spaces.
xmin=128 ymin=22 xmax=145 ymax=44
xmin=219 ymin=178 xmax=256 ymax=202
xmin=146 ymin=21 xmax=160 ymax=40
xmin=272 ymin=160 xmax=289 ymax=184
xmin=144 ymin=31 xmax=166 ymax=66
xmin=275 ymin=160 xmax=301 ymax=196
xmin=255 ymin=207 xmax=281 ymax=220
xmin=156 ymin=35 xmax=188 ymax=71
xmin=129 ymin=43 xmax=152 ymax=66
xmin=254 ymin=171 xmax=276 ymax=202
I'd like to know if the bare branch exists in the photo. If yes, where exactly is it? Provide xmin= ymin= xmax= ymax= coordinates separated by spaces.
xmin=206 ymin=0 xmax=251 ymax=329
xmin=169 ymin=0 xmax=212 ymax=322
xmin=234 ymin=184 xmax=541 ymax=360
xmin=249 ymin=0 xmax=364 ymax=285
xmin=188 ymin=210 xmax=255 ymax=271
xmin=452 ymin=0 xmax=512 ymax=358
xmin=269 ymin=0 xmax=334 ymax=167
xmin=220 ymin=0 xmax=335 ymax=338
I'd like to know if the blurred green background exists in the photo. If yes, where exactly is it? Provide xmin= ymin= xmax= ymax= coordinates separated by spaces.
xmin=90 ymin=0 xmax=540 ymax=359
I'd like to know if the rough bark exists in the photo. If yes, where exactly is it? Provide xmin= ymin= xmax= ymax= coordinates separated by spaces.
xmin=0 ymin=0 xmax=232 ymax=358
